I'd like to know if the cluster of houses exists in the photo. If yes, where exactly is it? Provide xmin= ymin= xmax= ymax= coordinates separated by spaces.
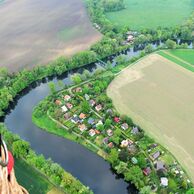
xmin=53 ymin=84 xmax=191 ymax=191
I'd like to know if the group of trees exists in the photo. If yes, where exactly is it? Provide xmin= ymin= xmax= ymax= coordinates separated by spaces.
xmin=101 ymin=0 xmax=125 ymax=12
xmin=0 ymin=124 xmax=92 ymax=194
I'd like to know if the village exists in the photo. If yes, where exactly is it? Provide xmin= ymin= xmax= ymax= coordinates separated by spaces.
xmin=46 ymin=76 xmax=191 ymax=193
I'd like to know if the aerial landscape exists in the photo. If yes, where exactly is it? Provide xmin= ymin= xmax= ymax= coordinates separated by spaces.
xmin=1 ymin=0 xmax=194 ymax=194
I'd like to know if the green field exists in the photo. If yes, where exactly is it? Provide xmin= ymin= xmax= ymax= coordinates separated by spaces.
xmin=15 ymin=159 xmax=53 ymax=194
xmin=106 ymin=0 xmax=194 ymax=29
xmin=168 ymin=49 xmax=194 ymax=65
xmin=158 ymin=49 xmax=194 ymax=72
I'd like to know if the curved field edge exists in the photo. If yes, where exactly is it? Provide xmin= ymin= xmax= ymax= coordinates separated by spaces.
xmin=107 ymin=52 xmax=194 ymax=183
xmin=32 ymin=65 xmax=192 ymax=193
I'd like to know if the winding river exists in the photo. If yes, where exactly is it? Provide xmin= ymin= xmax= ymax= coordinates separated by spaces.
xmin=2 ymin=40 xmax=192 ymax=194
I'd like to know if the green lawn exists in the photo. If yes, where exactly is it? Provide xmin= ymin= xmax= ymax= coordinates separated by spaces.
xmin=106 ymin=0 xmax=194 ymax=30
xmin=168 ymin=49 xmax=194 ymax=65
xmin=15 ymin=159 xmax=52 ymax=194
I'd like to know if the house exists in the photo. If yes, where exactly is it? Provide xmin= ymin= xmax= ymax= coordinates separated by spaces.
xmin=85 ymin=94 xmax=90 ymax=101
xmin=75 ymin=87 xmax=82 ymax=93
xmin=103 ymin=137 xmax=109 ymax=144
xmin=88 ymin=118 xmax=95 ymax=125
xmin=95 ymin=130 xmax=100 ymax=134
xmin=106 ymin=109 xmax=113 ymax=115
xmin=64 ymin=113 xmax=70 ymax=120
xmin=66 ymin=103 xmax=73 ymax=110
xmin=160 ymin=177 xmax=168 ymax=187
xmin=78 ymin=124 xmax=87 ymax=132
xmin=61 ymin=105 xmax=68 ymax=113
xmin=79 ymin=113 xmax=86 ymax=119
xmin=89 ymin=129 xmax=96 ymax=137
xmin=120 ymin=140 xmax=129 ymax=148
xmin=121 ymin=123 xmax=129 ymax=130
xmin=150 ymin=151 xmax=161 ymax=161
xmin=108 ymin=142 xmax=114 ymax=148
xmin=131 ymin=126 xmax=140 ymax=135
xmin=143 ymin=167 xmax=151 ymax=176
xmin=155 ymin=161 xmax=166 ymax=171
xmin=89 ymin=99 xmax=96 ymax=107
xmin=55 ymin=100 xmax=62 ymax=105
xmin=107 ymin=129 xmax=113 ymax=137
xmin=71 ymin=115 xmax=80 ymax=124
xmin=64 ymin=95 xmax=71 ymax=101
xmin=95 ymin=104 xmax=102 ymax=112
xmin=127 ymin=35 xmax=134 ymax=42
xmin=131 ymin=157 xmax=138 ymax=164
xmin=114 ymin=117 xmax=120 ymax=123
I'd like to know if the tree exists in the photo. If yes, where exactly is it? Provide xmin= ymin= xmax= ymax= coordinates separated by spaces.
xmin=12 ymin=140 xmax=30 ymax=158
xmin=168 ymin=178 xmax=178 ymax=192
xmin=124 ymin=166 xmax=144 ymax=189
xmin=81 ymin=100 xmax=90 ymax=113
xmin=115 ymin=161 xmax=127 ymax=174
xmin=187 ymin=188 xmax=194 ymax=194
xmin=137 ymin=153 xmax=147 ymax=168
xmin=48 ymin=82 xmax=56 ymax=94
xmin=108 ymin=148 xmax=119 ymax=165
xmin=140 ymin=186 xmax=152 ymax=194
xmin=119 ymin=148 xmax=129 ymax=162
xmin=71 ymin=73 xmax=82 ymax=84
xmin=165 ymin=39 xmax=177 ymax=49
xmin=104 ymin=118 xmax=112 ymax=129
xmin=144 ymin=44 xmax=153 ymax=54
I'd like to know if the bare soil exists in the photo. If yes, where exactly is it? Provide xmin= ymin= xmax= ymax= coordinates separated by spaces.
xmin=0 ymin=0 xmax=101 ymax=72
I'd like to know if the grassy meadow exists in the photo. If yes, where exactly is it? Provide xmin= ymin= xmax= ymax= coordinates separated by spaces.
xmin=106 ymin=0 xmax=194 ymax=29
xmin=107 ymin=53 xmax=194 ymax=182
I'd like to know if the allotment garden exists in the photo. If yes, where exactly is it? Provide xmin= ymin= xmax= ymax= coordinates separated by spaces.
xmin=33 ymin=68 xmax=192 ymax=193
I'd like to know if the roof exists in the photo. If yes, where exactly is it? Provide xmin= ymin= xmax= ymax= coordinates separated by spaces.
xmin=121 ymin=123 xmax=129 ymax=130
xmin=88 ymin=118 xmax=95 ymax=125
xmin=160 ymin=177 xmax=168 ymax=186
xmin=89 ymin=99 xmax=96 ymax=106
xmin=131 ymin=126 xmax=139 ymax=134
xmin=61 ymin=105 xmax=68 ymax=112
xmin=143 ymin=167 xmax=151 ymax=176
xmin=151 ymin=151 xmax=160 ymax=161
xmin=103 ymin=137 xmax=109 ymax=144
xmin=55 ymin=99 xmax=62 ymax=105
xmin=89 ymin=129 xmax=96 ymax=137
xmin=71 ymin=115 xmax=79 ymax=123
xmin=66 ymin=103 xmax=73 ymax=109
xmin=78 ymin=124 xmax=87 ymax=132
xmin=85 ymin=94 xmax=90 ymax=101
xmin=114 ymin=117 xmax=120 ymax=123
xmin=131 ymin=157 xmax=138 ymax=164
xmin=108 ymin=142 xmax=114 ymax=148
xmin=64 ymin=95 xmax=71 ymax=101
xmin=107 ymin=129 xmax=113 ymax=136
xmin=79 ymin=113 xmax=86 ymax=119
xmin=121 ymin=140 xmax=129 ymax=147
xmin=156 ymin=161 xmax=166 ymax=171
xmin=95 ymin=104 xmax=102 ymax=111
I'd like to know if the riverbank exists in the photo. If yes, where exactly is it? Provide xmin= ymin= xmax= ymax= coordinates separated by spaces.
xmin=32 ymin=64 xmax=193 ymax=193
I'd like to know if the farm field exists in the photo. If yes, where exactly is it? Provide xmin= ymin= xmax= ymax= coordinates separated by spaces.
xmin=15 ymin=159 xmax=58 ymax=194
xmin=0 ymin=0 xmax=101 ymax=72
xmin=107 ymin=53 xmax=194 ymax=181
xmin=106 ymin=0 xmax=194 ymax=30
